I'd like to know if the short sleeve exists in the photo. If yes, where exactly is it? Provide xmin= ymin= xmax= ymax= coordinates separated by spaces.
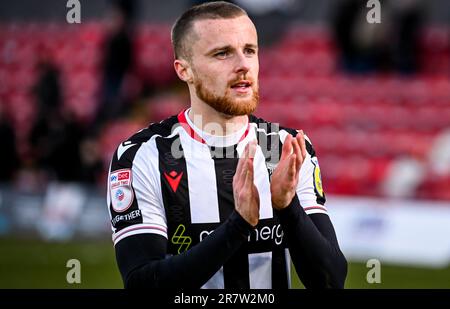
xmin=280 ymin=129 xmax=327 ymax=215
xmin=107 ymin=138 xmax=167 ymax=245
xmin=296 ymin=134 xmax=327 ymax=215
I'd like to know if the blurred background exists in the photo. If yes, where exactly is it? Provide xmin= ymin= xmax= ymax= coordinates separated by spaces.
xmin=0 ymin=0 xmax=449 ymax=288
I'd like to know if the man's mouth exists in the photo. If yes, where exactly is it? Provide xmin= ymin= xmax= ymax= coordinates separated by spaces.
xmin=231 ymin=80 xmax=252 ymax=92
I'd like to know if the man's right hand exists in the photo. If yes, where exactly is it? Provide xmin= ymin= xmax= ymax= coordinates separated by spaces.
xmin=233 ymin=140 xmax=260 ymax=227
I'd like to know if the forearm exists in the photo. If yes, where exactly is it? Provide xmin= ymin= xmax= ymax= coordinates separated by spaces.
xmin=116 ymin=210 xmax=253 ymax=288
xmin=275 ymin=197 xmax=347 ymax=288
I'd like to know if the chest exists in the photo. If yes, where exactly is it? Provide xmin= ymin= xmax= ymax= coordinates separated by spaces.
xmin=155 ymin=138 xmax=282 ymax=255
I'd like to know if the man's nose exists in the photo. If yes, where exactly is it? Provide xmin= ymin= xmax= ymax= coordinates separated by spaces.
xmin=234 ymin=51 xmax=250 ymax=74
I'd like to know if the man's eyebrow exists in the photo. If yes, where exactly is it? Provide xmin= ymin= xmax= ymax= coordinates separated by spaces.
xmin=244 ymin=44 xmax=258 ymax=50
xmin=205 ymin=43 xmax=258 ymax=56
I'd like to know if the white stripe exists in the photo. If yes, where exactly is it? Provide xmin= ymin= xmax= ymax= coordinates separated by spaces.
xmin=113 ymin=224 xmax=167 ymax=245
xmin=279 ymin=129 xmax=290 ymax=143
xmin=236 ymin=128 xmax=273 ymax=220
xmin=254 ymin=144 xmax=274 ymax=220
xmin=304 ymin=133 xmax=312 ymax=145
xmin=305 ymin=208 xmax=328 ymax=216
xmin=285 ymin=248 xmax=292 ymax=289
xmin=248 ymin=252 xmax=272 ymax=289
xmin=179 ymin=129 xmax=221 ymax=224
xmin=131 ymin=136 xmax=168 ymax=231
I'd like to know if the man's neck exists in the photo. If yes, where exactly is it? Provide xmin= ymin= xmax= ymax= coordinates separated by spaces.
xmin=188 ymin=103 xmax=248 ymax=137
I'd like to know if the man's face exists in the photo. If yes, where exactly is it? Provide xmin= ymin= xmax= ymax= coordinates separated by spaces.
xmin=188 ymin=15 xmax=259 ymax=116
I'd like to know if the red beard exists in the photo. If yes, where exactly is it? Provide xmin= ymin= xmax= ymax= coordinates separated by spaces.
xmin=194 ymin=77 xmax=259 ymax=116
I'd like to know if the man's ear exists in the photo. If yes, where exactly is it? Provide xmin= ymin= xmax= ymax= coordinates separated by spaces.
xmin=174 ymin=58 xmax=194 ymax=84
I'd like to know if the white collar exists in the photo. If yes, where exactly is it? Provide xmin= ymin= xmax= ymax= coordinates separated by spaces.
xmin=184 ymin=108 xmax=249 ymax=147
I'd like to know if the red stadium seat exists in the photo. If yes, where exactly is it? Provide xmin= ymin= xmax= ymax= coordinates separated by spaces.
xmin=1 ymin=22 xmax=449 ymax=199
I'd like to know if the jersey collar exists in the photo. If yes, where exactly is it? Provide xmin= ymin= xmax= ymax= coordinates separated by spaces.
xmin=177 ymin=108 xmax=250 ymax=146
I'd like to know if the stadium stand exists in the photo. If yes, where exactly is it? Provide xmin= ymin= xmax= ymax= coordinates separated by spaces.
xmin=0 ymin=22 xmax=449 ymax=199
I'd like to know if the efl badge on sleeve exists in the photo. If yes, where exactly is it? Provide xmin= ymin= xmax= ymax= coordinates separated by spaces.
xmin=110 ymin=169 xmax=134 ymax=212
xmin=311 ymin=157 xmax=324 ymax=198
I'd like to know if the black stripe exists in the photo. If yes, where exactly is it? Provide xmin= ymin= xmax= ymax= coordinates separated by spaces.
xmin=272 ymin=248 xmax=289 ymax=289
xmin=252 ymin=122 xmax=290 ymax=289
xmin=211 ymin=146 xmax=237 ymax=221
xmin=271 ymin=215 xmax=289 ymax=289
xmin=212 ymin=147 xmax=250 ymax=288
xmin=156 ymin=135 xmax=192 ymax=255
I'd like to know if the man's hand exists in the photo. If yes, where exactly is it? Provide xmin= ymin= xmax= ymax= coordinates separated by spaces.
xmin=233 ymin=140 xmax=260 ymax=227
xmin=271 ymin=131 xmax=307 ymax=210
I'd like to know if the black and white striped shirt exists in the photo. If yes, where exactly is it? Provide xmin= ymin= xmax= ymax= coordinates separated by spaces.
xmin=107 ymin=109 xmax=327 ymax=288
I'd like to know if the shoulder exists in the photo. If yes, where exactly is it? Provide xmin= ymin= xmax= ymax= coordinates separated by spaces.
xmin=127 ymin=115 xmax=179 ymax=145
xmin=111 ymin=115 xmax=180 ymax=168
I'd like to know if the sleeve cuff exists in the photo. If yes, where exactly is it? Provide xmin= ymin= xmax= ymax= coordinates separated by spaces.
xmin=274 ymin=196 xmax=304 ymax=222
xmin=228 ymin=210 xmax=255 ymax=237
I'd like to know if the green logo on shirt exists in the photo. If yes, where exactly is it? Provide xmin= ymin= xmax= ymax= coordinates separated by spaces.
xmin=171 ymin=224 xmax=192 ymax=254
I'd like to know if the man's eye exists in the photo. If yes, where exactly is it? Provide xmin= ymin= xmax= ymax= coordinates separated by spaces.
xmin=245 ymin=48 xmax=256 ymax=55
xmin=214 ymin=51 xmax=229 ymax=58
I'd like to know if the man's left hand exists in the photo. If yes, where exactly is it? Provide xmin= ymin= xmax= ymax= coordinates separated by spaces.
xmin=270 ymin=131 xmax=307 ymax=210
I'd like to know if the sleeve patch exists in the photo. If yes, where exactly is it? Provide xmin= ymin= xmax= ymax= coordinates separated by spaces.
xmin=311 ymin=157 xmax=324 ymax=198
xmin=110 ymin=168 xmax=134 ymax=212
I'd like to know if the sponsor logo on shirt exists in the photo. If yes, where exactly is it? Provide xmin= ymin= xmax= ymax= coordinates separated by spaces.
xmin=171 ymin=224 xmax=192 ymax=254
xmin=118 ymin=171 xmax=130 ymax=181
xmin=199 ymin=223 xmax=284 ymax=245
xmin=164 ymin=171 xmax=183 ymax=193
